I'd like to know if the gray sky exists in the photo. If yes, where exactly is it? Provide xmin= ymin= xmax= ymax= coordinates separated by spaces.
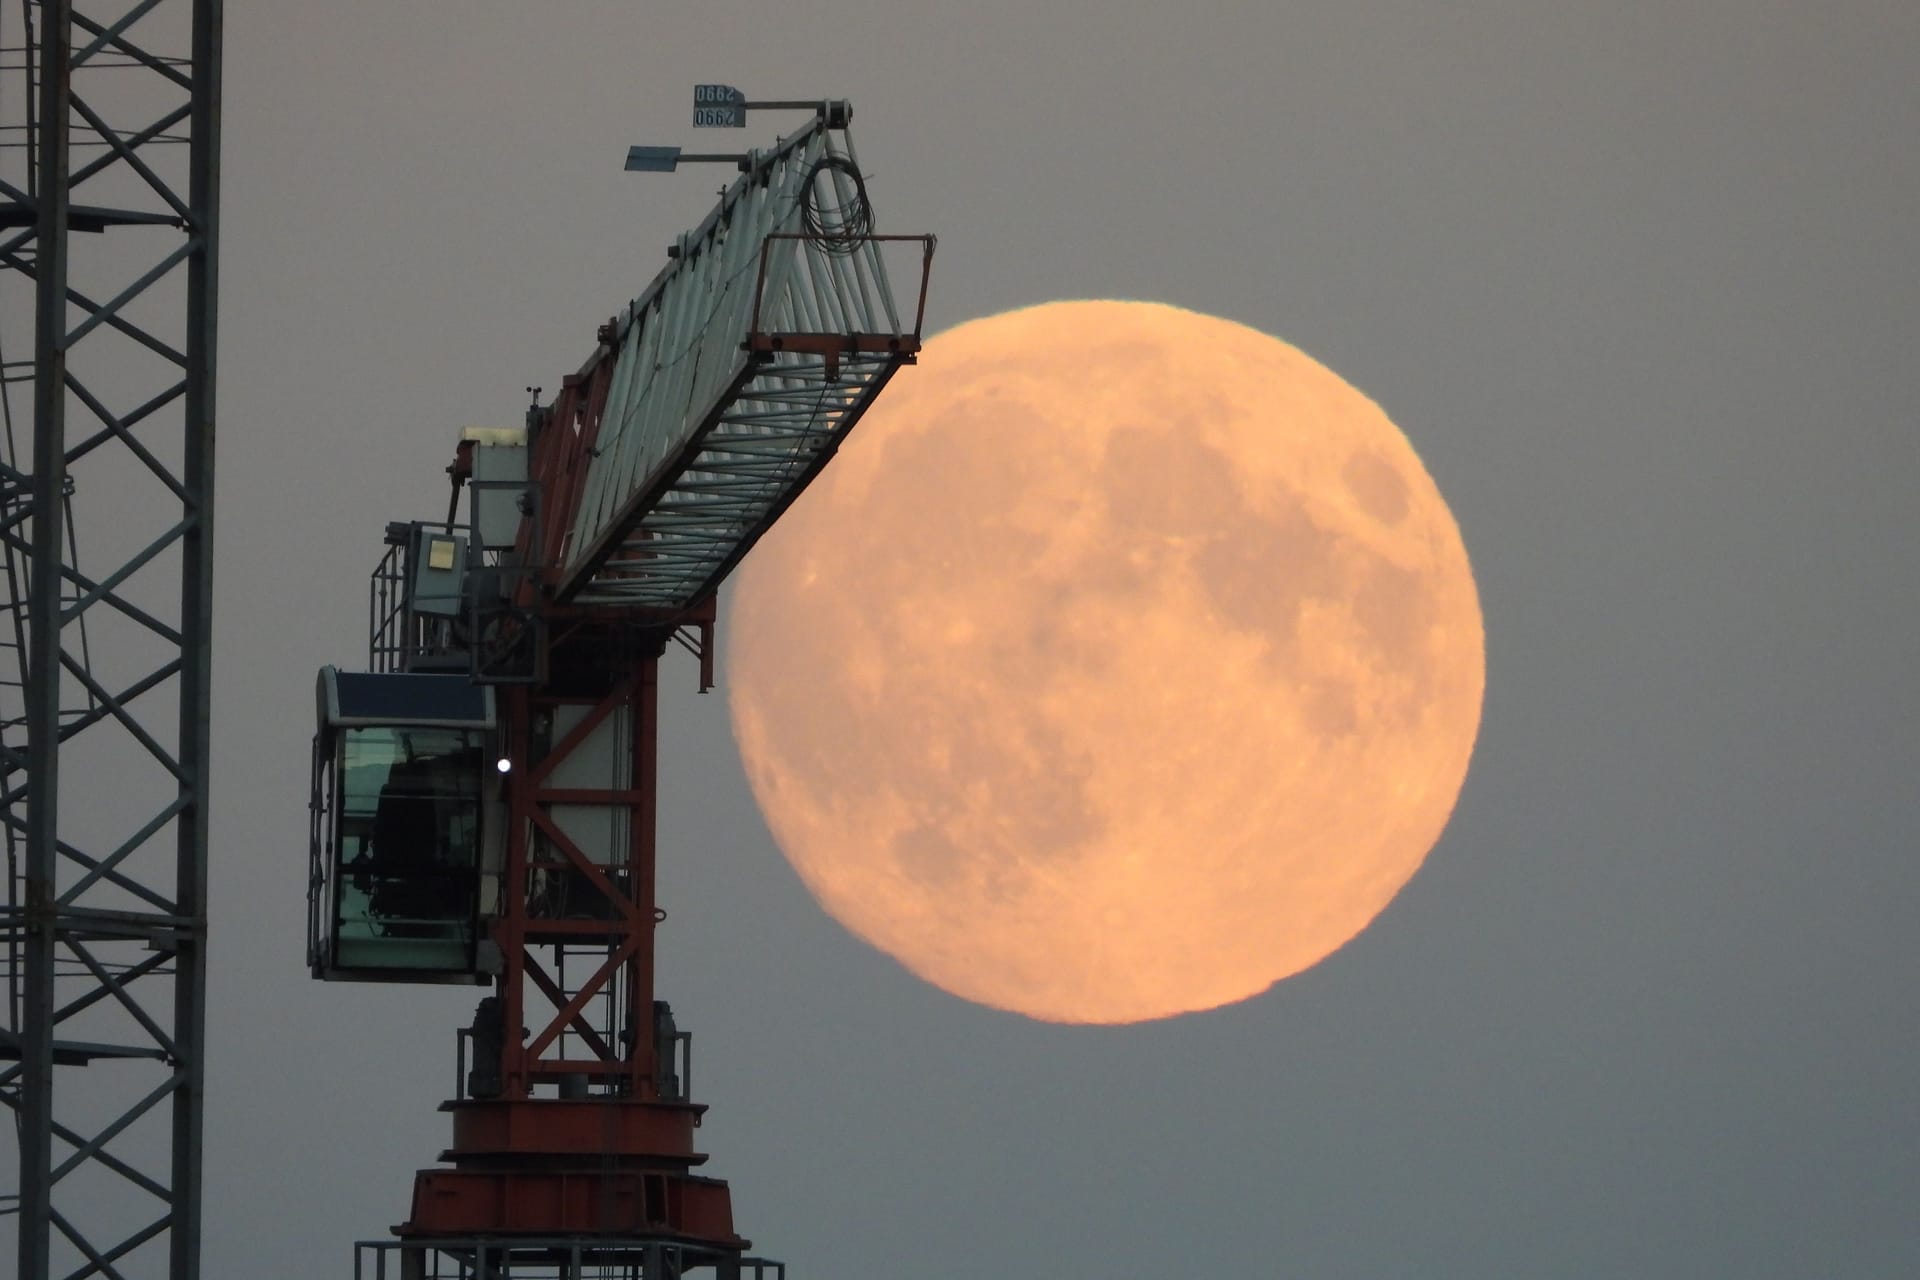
xmin=200 ymin=2 xmax=1920 ymax=1275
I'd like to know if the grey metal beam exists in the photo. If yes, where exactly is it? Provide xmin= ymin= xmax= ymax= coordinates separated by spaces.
xmin=170 ymin=6 xmax=222 ymax=1274
xmin=19 ymin=10 xmax=76 ymax=1280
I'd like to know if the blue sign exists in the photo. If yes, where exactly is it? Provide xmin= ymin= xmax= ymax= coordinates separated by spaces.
xmin=693 ymin=84 xmax=745 ymax=128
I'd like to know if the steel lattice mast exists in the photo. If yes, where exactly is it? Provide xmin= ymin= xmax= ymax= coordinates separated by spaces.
xmin=0 ymin=1 xmax=221 ymax=1276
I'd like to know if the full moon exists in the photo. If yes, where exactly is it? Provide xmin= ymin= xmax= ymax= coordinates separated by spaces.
xmin=727 ymin=300 xmax=1484 ymax=1024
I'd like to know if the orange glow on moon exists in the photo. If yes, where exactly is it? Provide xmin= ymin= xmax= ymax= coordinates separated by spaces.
xmin=727 ymin=300 xmax=1484 ymax=1024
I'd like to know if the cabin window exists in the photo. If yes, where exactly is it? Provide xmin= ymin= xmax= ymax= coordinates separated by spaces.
xmin=328 ymin=725 xmax=483 ymax=973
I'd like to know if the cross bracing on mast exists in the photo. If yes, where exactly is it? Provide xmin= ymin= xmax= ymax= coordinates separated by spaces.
xmin=0 ymin=0 xmax=221 ymax=1276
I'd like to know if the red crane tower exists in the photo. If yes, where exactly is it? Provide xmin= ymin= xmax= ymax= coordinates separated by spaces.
xmin=306 ymin=95 xmax=932 ymax=1279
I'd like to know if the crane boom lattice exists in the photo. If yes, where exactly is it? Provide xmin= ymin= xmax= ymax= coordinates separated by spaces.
xmin=549 ymin=116 xmax=932 ymax=608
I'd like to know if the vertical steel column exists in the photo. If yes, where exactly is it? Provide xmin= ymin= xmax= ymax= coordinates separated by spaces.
xmin=497 ymin=685 xmax=531 ymax=1097
xmin=628 ymin=652 xmax=659 ymax=1096
xmin=17 ymin=7 xmax=74 ymax=1277
xmin=170 ymin=4 xmax=223 ymax=1275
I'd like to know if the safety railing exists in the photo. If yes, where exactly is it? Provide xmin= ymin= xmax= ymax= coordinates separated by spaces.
xmin=353 ymin=1236 xmax=787 ymax=1279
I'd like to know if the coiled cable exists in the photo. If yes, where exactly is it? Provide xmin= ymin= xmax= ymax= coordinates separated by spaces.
xmin=798 ymin=153 xmax=874 ymax=255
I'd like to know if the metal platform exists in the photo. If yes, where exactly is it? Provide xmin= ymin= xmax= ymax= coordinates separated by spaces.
xmin=353 ymin=1236 xmax=786 ymax=1280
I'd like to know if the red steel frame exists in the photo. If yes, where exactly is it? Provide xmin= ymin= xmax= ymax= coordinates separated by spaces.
xmin=400 ymin=634 xmax=744 ymax=1249
xmin=502 ymin=668 xmax=659 ymax=1097
xmin=399 ymin=225 xmax=929 ymax=1254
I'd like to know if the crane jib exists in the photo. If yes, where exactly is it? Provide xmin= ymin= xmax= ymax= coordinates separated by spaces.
xmin=546 ymin=120 xmax=934 ymax=608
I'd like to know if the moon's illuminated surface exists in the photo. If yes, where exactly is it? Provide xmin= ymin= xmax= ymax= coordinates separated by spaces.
xmin=727 ymin=300 xmax=1484 ymax=1024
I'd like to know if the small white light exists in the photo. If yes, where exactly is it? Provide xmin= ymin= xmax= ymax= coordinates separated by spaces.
xmin=496 ymin=757 xmax=513 ymax=774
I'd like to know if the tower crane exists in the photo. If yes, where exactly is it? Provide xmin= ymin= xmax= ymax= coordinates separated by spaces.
xmin=306 ymin=95 xmax=933 ymax=1279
